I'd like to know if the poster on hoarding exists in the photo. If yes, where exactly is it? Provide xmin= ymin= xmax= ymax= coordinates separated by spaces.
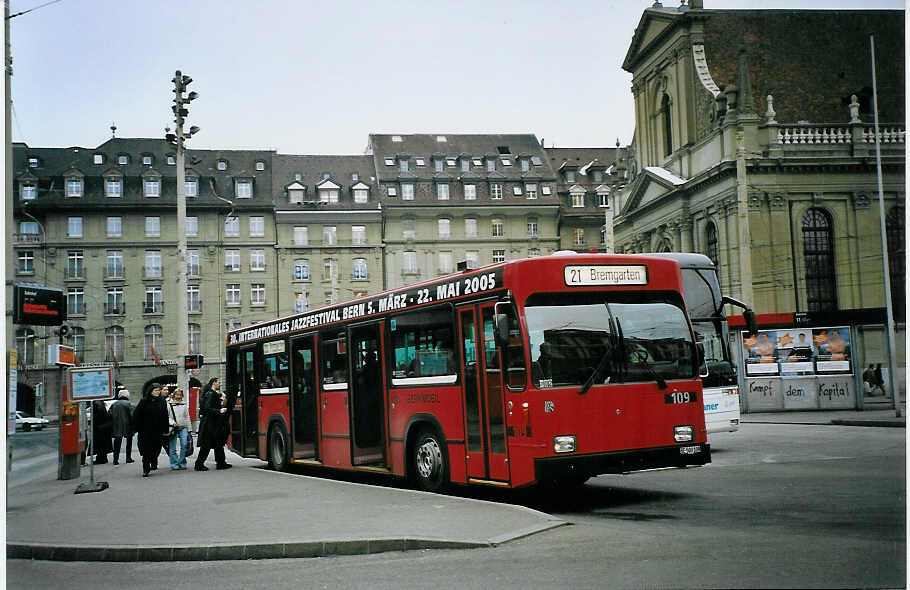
xmin=777 ymin=329 xmax=816 ymax=376
xmin=743 ymin=330 xmax=780 ymax=376
xmin=813 ymin=327 xmax=852 ymax=374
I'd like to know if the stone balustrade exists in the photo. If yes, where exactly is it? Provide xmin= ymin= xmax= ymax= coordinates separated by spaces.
xmin=776 ymin=126 xmax=853 ymax=144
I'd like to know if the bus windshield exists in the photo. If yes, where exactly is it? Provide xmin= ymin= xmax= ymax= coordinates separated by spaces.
xmin=693 ymin=319 xmax=737 ymax=387
xmin=526 ymin=293 xmax=695 ymax=388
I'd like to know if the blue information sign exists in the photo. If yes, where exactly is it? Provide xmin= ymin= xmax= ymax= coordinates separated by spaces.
xmin=68 ymin=367 xmax=114 ymax=401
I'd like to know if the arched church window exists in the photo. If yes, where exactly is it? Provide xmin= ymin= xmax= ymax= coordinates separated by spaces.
xmin=886 ymin=206 xmax=905 ymax=318
xmin=661 ymin=94 xmax=673 ymax=158
xmin=801 ymin=208 xmax=837 ymax=312
xmin=705 ymin=221 xmax=719 ymax=268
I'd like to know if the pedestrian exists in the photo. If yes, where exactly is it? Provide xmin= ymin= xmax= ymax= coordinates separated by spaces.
xmin=132 ymin=383 xmax=169 ymax=477
xmin=158 ymin=384 xmax=173 ymax=461
xmin=194 ymin=377 xmax=232 ymax=471
xmin=91 ymin=399 xmax=114 ymax=464
xmin=166 ymin=388 xmax=192 ymax=470
xmin=874 ymin=363 xmax=886 ymax=393
xmin=109 ymin=390 xmax=135 ymax=464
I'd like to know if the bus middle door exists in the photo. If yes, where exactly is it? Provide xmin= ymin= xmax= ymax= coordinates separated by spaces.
xmin=458 ymin=303 xmax=509 ymax=483
xmin=348 ymin=322 xmax=386 ymax=466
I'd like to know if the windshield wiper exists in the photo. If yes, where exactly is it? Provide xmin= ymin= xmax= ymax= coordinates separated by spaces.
xmin=578 ymin=317 xmax=620 ymax=396
xmin=630 ymin=348 xmax=668 ymax=390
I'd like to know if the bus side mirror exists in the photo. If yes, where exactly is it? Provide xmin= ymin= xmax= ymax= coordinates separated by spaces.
xmin=744 ymin=309 xmax=758 ymax=336
xmin=493 ymin=313 xmax=510 ymax=348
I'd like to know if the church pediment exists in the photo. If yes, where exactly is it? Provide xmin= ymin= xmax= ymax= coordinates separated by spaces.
xmin=622 ymin=8 xmax=682 ymax=72
xmin=620 ymin=167 xmax=685 ymax=216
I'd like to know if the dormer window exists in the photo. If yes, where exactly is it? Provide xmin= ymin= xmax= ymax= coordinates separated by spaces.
xmin=384 ymin=158 xmax=394 ymax=166
xmin=235 ymin=179 xmax=253 ymax=199
xmin=387 ymin=186 xmax=397 ymax=197
xmin=288 ymin=187 xmax=305 ymax=203
xmin=167 ymin=155 xmax=176 ymax=165
xmin=352 ymin=183 xmax=369 ymax=204
xmin=142 ymin=155 xmax=153 ymax=166
xmin=592 ymin=170 xmax=603 ymax=183
xmin=351 ymin=172 xmax=359 ymax=182
xmin=144 ymin=178 xmax=160 ymax=197
xmin=460 ymin=159 xmax=470 ymax=172
xmin=93 ymin=154 xmax=104 ymax=165
xmin=541 ymin=185 xmax=552 ymax=196
xmin=65 ymin=177 xmax=83 ymax=198
xmin=436 ymin=136 xmax=447 ymax=143
xmin=399 ymin=159 xmax=409 ymax=172
xmin=20 ymin=182 xmax=37 ymax=200
xmin=185 ymin=177 xmax=199 ymax=197
xmin=415 ymin=158 xmax=425 ymax=167
xmin=565 ymin=170 xmax=575 ymax=183
xmin=255 ymin=161 xmax=265 ymax=171
xmin=487 ymin=158 xmax=496 ymax=172
xmin=520 ymin=159 xmax=529 ymax=172
xmin=472 ymin=158 xmax=482 ymax=167
xmin=513 ymin=186 xmax=522 ymax=196
xmin=105 ymin=177 xmax=122 ymax=198
xmin=392 ymin=135 xmax=402 ymax=142
xmin=497 ymin=146 xmax=511 ymax=154
xmin=318 ymin=180 xmax=340 ymax=203
xmin=27 ymin=156 xmax=39 ymax=168
xmin=294 ymin=173 xmax=303 ymax=181
xmin=117 ymin=154 xmax=129 ymax=165
xmin=500 ymin=157 xmax=512 ymax=166
xmin=434 ymin=159 xmax=443 ymax=172
xmin=217 ymin=160 xmax=227 ymax=171
xmin=446 ymin=158 xmax=456 ymax=167
xmin=531 ymin=156 xmax=542 ymax=166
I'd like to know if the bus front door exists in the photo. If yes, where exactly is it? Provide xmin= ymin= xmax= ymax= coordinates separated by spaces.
xmin=240 ymin=346 xmax=259 ymax=457
xmin=290 ymin=335 xmax=318 ymax=460
xmin=458 ymin=304 xmax=509 ymax=482
xmin=348 ymin=323 xmax=386 ymax=466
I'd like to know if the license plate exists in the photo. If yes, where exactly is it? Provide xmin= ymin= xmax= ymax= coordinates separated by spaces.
xmin=679 ymin=445 xmax=701 ymax=455
xmin=664 ymin=391 xmax=698 ymax=404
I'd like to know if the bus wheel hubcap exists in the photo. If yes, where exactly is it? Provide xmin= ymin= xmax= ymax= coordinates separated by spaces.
xmin=416 ymin=439 xmax=441 ymax=479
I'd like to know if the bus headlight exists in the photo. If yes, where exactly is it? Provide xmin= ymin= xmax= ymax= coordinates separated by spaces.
xmin=553 ymin=435 xmax=576 ymax=453
xmin=674 ymin=426 xmax=694 ymax=442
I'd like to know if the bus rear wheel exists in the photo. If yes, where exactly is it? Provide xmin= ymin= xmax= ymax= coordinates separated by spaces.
xmin=412 ymin=429 xmax=449 ymax=493
xmin=268 ymin=424 xmax=290 ymax=471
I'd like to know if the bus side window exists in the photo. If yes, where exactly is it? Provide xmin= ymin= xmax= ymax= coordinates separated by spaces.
xmin=390 ymin=306 xmax=455 ymax=380
xmin=501 ymin=305 xmax=527 ymax=390
xmin=320 ymin=332 xmax=348 ymax=387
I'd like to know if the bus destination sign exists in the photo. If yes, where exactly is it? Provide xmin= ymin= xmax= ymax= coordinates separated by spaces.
xmin=229 ymin=268 xmax=503 ymax=345
xmin=564 ymin=265 xmax=648 ymax=287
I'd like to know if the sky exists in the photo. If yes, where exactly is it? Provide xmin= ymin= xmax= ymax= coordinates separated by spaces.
xmin=8 ymin=0 xmax=905 ymax=155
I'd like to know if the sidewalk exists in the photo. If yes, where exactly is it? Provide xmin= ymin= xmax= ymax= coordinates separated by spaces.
xmin=7 ymin=450 xmax=565 ymax=562
xmin=742 ymin=407 xmax=906 ymax=428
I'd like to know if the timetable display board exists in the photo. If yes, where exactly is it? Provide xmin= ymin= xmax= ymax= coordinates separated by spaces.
xmin=67 ymin=367 xmax=115 ymax=402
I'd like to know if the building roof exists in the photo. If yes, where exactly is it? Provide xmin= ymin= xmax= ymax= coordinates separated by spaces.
xmin=271 ymin=154 xmax=377 ymax=211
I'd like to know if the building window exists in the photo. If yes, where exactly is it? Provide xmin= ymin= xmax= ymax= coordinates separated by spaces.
xmin=67 ymin=287 xmax=85 ymax=315
xmin=67 ymin=250 xmax=84 ymax=279
xmin=185 ymin=178 xmax=198 ymax=197
xmin=399 ymin=159 xmax=409 ymax=172
xmin=117 ymin=154 xmax=128 ymax=165
xmin=492 ymin=249 xmax=506 ymax=263
xmin=93 ymin=153 xmax=104 ymax=165
xmin=886 ymin=206 xmax=905 ymax=317
xmin=464 ymin=184 xmax=476 ymax=200
xmin=574 ymin=228 xmax=585 ymax=246
xmin=352 ymin=258 xmax=368 ymax=280
xmin=472 ymin=158 xmax=482 ymax=167
xmin=255 ymin=161 xmax=265 ymax=171
xmin=662 ymin=93 xmax=673 ymax=158
xmin=384 ymin=158 xmax=394 ymax=166
xmin=145 ymin=287 xmax=163 ymax=314
xmin=142 ymin=155 xmax=153 ymax=166
xmin=187 ymin=249 xmax=200 ymax=277
xmin=705 ymin=222 xmax=719 ymax=267
xmin=167 ymin=155 xmax=176 ymax=165
xmin=251 ymin=284 xmax=266 ymax=306
xmin=466 ymin=250 xmax=479 ymax=267
xmin=434 ymin=159 xmax=443 ymax=172
xmin=492 ymin=219 xmax=504 ymax=238
xmin=186 ymin=216 xmax=199 ymax=237
xmin=250 ymin=249 xmax=266 ymax=271
xmin=527 ymin=219 xmax=539 ymax=237
xmin=401 ymin=184 xmax=414 ymax=200
xmin=105 ymin=326 xmax=124 ymax=362
xmin=526 ymin=184 xmax=538 ymax=199
xmin=565 ymin=170 xmax=575 ymax=183
xmin=520 ymin=159 xmax=529 ymax=172
xmin=387 ymin=186 xmax=397 ymax=197
xmin=353 ymin=188 xmax=368 ymax=203
xmin=802 ymin=208 xmax=837 ymax=312
xmin=322 ymin=259 xmax=337 ymax=282
xmin=17 ymin=250 xmax=34 ymax=273
xmin=105 ymin=177 xmax=122 ymax=198
xmin=415 ymin=158 xmax=425 ymax=167
xmin=224 ymin=216 xmax=239 ymax=237
xmin=438 ymin=218 xmax=451 ymax=239
xmin=106 ymin=250 xmax=124 ymax=279
xmin=106 ymin=217 xmax=121 ymax=238
xmin=294 ymin=259 xmax=309 ymax=280
xmin=352 ymin=172 xmax=359 ymax=182
xmin=289 ymin=187 xmax=305 ymax=203
xmin=487 ymin=158 xmax=495 ymax=172
xmin=20 ymin=182 xmax=37 ymax=200
xmin=225 ymin=250 xmax=240 ymax=272
xmin=465 ymin=218 xmax=477 ymax=238
xmin=106 ymin=287 xmax=124 ymax=315
xmin=352 ymin=225 xmax=366 ymax=245
xmin=445 ymin=158 xmax=455 ymax=168
xmin=145 ymin=216 xmax=161 ymax=237
xmin=461 ymin=159 xmax=470 ymax=172
xmin=66 ymin=178 xmax=83 ymax=198
xmin=19 ymin=221 xmax=39 ymax=238
xmin=144 ymin=178 xmax=160 ymax=197
xmin=501 ymin=157 xmax=512 ymax=167
xmin=491 ymin=184 xmax=502 ymax=199
xmin=249 ymin=216 xmax=264 ymax=237
xmin=217 ymin=160 xmax=227 ymax=171
xmin=15 ymin=328 xmax=36 ymax=365
xmin=187 ymin=285 xmax=201 ymax=313
xmin=145 ymin=250 xmax=162 ymax=278
xmin=188 ymin=323 xmax=202 ymax=354
xmin=571 ymin=192 xmax=585 ymax=208
xmin=69 ymin=327 xmax=85 ymax=363
xmin=403 ymin=251 xmax=418 ymax=274
xmin=144 ymin=325 xmax=163 ymax=361
xmin=27 ymin=156 xmax=39 ymax=168
xmin=437 ymin=184 xmax=450 ymax=200
xmin=598 ymin=192 xmax=609 ymax=207
xmin=593 ymin=170 xmax=604 ymax=183
xmin=528 ymin=248 xmax=541 ymax=258
xmin=68 ymin=217 xmax=83 ymax=238
xmin=319 ymin=188 xmax=339 ymax=203
xmin=542 ymin=185 xmax=552 ymax=196
xmin=293 ymin=226 xmax=308 ymax=245
xmin=513 ymin=186 xmax=522 ymax=196
xmin=403 ymin=219 xmax=416 ymax=240
xmin=323 ymin=226 xmax=337 ymax=245
xmin=226 ymin=284 xmax=241 ymax=306
xmin=295 ymin=291 xmax=308 ymax=312
xmin=439 ymin=251 xmax=453 ymax=274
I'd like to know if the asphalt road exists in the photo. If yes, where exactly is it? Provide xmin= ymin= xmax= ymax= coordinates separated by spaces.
xmin=8 ymin=423 xmax=906 ymax=589
xmin=8 ymin=426 xmax=60 ymax=488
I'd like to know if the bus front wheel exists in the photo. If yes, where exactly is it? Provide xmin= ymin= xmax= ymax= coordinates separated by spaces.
xmin=412 ymin=429 xmax=449 ymax=493
xmin=268 ymin=424 xmax=290 ymax=471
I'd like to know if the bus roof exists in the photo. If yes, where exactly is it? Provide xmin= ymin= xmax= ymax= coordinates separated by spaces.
xmin=641 ymin=252 xmax=715 ymax=269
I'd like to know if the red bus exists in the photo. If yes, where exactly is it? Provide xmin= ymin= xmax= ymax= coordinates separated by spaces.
xmin=225 ymin=254 xmax=710 ymax=491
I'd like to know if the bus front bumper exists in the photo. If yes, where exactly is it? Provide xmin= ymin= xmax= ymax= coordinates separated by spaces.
xmin=534 ymin=443 xmax=711 ymax=481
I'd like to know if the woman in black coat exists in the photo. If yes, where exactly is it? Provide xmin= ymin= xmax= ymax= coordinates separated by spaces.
xmin=132 ymin=383 xmax=169 ymax=477
xmin=91 ymin=400 xmax=114 ymax=464
xmin=194 ymin=377 xmax=232 ymax=471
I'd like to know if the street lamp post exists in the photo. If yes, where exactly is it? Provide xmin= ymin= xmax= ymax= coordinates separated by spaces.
xmin=167 ymin=71 xmax=199 ymax=395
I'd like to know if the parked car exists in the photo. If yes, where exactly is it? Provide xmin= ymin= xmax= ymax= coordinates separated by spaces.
xmin=15 ymin=411 xmax=49 ymax=432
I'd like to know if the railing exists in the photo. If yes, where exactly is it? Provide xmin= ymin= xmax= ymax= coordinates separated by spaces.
xmin=104 ymin=304 xmax=125 ymax=315
xmin=105 ymin=265 xmax=125 ymax=279
xmin=142 ymin=302 xmax=164 ymax=314
xmin=861 ymin=126 xmax=906 ymax=143
xmin=775 ymin=124 xmax=905 ymax=146
xmin=15 ymin=233 xmax=41 ymax=243
xmin=64 ymin=267 xmax=85 ymax=279
xmin=143 ymin=265 xmax=163 ymax=279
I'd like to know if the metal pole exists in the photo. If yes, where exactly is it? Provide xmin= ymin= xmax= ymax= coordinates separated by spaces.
xmin=175 ymin=73 xmax=189 ymax=397
xmin=87 ymin=401 xmax=94 ymax=486
xmin=869 ymin=34 xmax=901 ymax=417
